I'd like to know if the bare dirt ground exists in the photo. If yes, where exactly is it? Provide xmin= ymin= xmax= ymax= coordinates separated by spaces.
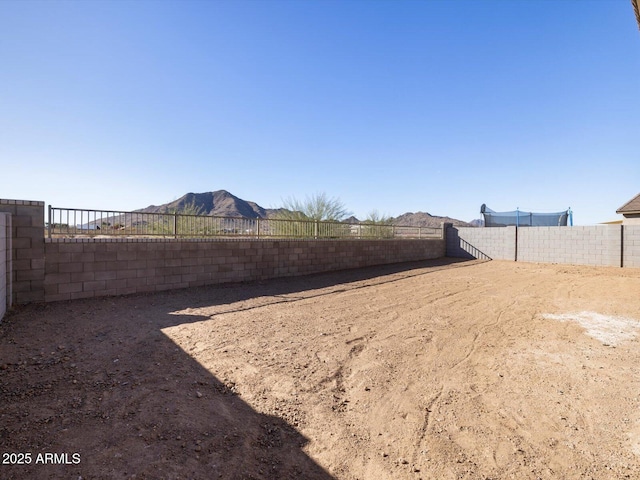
xmin=2 ymin=258 xmax=640 ymax=480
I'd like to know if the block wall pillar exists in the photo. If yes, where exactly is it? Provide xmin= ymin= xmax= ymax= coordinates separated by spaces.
xmin=0 ymin=199 xmax=45 ymax=304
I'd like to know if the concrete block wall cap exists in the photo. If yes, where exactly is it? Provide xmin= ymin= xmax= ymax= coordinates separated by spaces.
xmin=0 ymin=199 xmax=45 ymax=206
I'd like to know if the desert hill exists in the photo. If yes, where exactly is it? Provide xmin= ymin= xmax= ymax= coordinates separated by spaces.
xmin=139 ymin=191 xmax=272 ymax=218
xmin=138 ymin=190 xmax=472 ymax=226
xmin=391 ymin=212 xmax=470 ymax=228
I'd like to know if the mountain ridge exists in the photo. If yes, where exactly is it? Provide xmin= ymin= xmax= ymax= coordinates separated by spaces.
xmin=137 ymin=190 xmax=473 ymax=227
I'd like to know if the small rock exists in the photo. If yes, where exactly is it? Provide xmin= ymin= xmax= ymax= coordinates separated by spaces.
xmin=196 ymin=391 xmax=203 ymax=398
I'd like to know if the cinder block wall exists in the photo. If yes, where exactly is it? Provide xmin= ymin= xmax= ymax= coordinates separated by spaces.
xmin=624 ymin=225 xmax=640 ymax=268
xmin=446 ymin=226 xmax=516 ymax=260
xmin=518 ymin=226 xmax=621 ymax=266
xmin=44 ymin=238 xmax=445 ymax=302
xmin=0 ymin=212 xmax=11 ymax=320
xmin=447 ymin=224 xmax=640 ymax=268
xmin=0 ymin=200 xmax=45 ymax=304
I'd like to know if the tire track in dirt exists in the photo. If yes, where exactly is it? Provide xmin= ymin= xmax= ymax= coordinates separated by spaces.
xmin=449 ymin=299 xmax=517 ymax=372
xmin=408 ymin=298 xmax=520 ymax=466
xmin=412 ymin=386 xmax=444 ymax=465
xmin=304 ymin=339 xmax=368 ymax=398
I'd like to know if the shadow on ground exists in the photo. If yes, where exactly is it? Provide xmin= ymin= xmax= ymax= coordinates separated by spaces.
xmin=0 ymin=258 xmax=477 ymax=479
xmin=145 ymin=257 xmax=479 ymax=317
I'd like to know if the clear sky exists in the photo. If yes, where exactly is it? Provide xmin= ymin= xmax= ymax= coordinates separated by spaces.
xmin=1 ymin=0 xmax=639 ymax=225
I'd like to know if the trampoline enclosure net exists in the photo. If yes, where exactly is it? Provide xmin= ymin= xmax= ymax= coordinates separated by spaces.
xmin=481 ymin=204 xmax=570 ymax=227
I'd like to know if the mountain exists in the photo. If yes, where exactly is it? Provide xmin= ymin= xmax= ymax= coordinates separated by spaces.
xmin=137 ymin=190 xmax=472 ymax=226
xmin=138 ymin=191 xmax=275 ymax=218
xmin=391 ymin=212 xmax=471 ymax=228
xmin=469 ymin=218 xmax=485 ymax=227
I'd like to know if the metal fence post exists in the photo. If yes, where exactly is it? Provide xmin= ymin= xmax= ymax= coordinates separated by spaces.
xmin=48 ymin=205 xmax=52 ymax=239
xmin=256 ymin=218 xmax=260 ymax=239
xmin=314 ymin=220 xmax=318 ymax=239
xmin=173 ymin=213 xmax=178 ymax=239
xmin=621 ymin=224 xmax=624 ymax=268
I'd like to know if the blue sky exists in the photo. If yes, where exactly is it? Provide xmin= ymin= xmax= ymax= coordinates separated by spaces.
xmin=1 ymin=0 xmax=639 ymax=224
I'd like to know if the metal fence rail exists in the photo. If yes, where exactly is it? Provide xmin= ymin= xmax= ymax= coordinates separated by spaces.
xmin=48 ymin=206 xmax=442 ymax=240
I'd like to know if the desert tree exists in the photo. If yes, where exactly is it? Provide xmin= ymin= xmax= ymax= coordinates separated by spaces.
xmin=362 ymin=210 xmax=394 ymax=238
xmin=278 ymin=192 xmax=351 ymax=221
xmin=273 ymin=192 xmax=352 ymax=237
xmin=364 ymin=210 xmax=392 ymax=225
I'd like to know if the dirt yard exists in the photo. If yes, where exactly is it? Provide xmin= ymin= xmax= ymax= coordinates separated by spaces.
xmin=2 ymin=258 xmax=640 ymax=479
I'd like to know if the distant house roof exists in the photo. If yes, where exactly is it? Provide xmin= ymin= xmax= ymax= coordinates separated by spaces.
xmin=616 ymin=192 xmax=640 ymax=214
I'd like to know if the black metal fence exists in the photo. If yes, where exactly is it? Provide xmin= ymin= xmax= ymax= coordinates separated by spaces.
xmin=48 ymin=207 xmax=442 ymax=240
